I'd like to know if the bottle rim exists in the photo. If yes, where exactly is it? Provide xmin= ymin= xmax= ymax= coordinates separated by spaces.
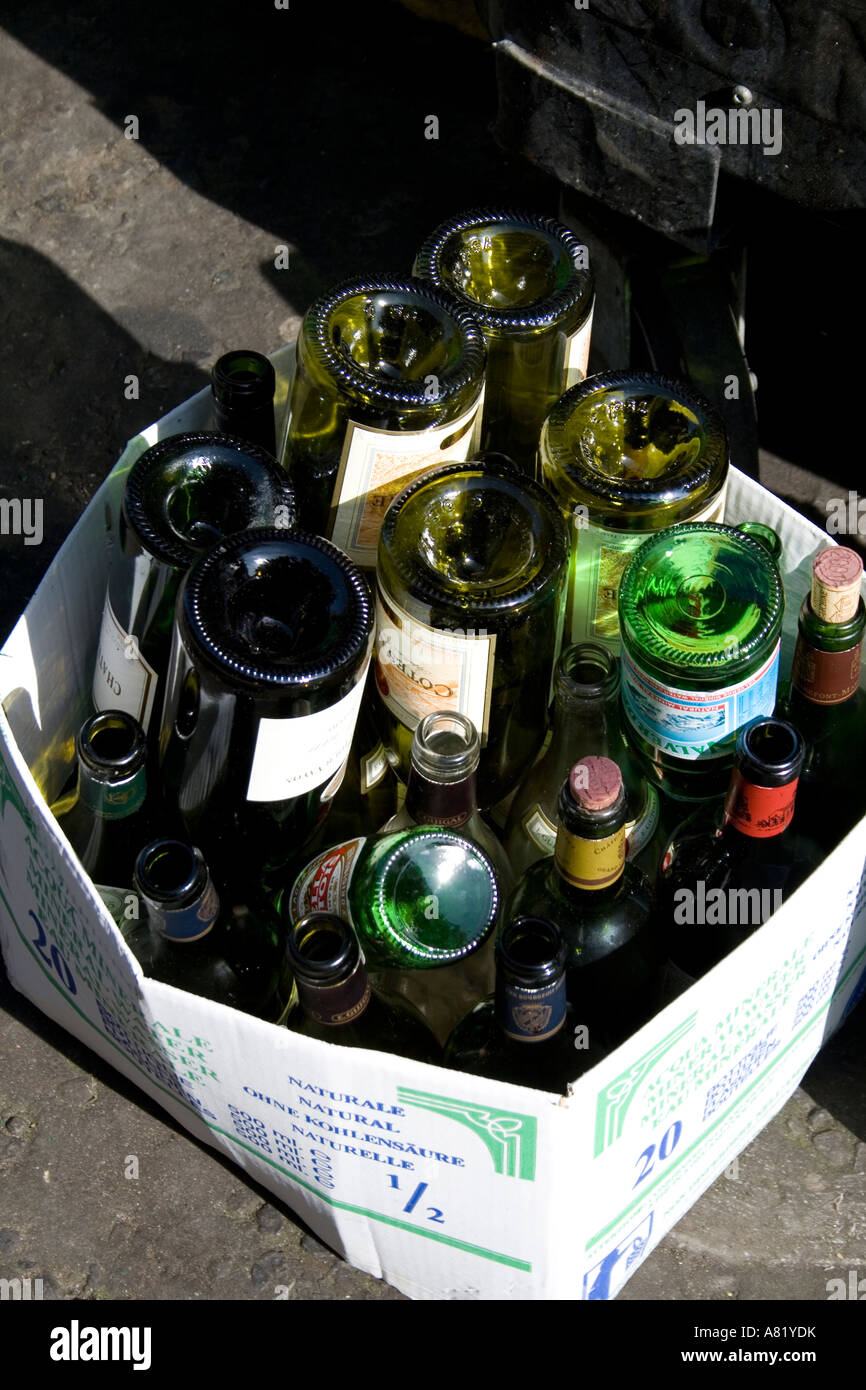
xmin=495 ymin=915 xmax=567 ymax=985
xmin=378 ymin=458 xmax=570 ymax=615
xmin=734 ymin=717 xmax=806 ymax=787
xmin=211 ymin=350 xmax=276 ymax=405
xmin=540 ymin=370 xmax=728 ymax=511
xmin=413 ymin=208 xmax=594 ymax=332
xmin=286 ymin=912 xmax=359 ymax=985
xmin=76 ymin=710 xmax=147 ymax=780
xmin=411 ymin=711 xmax=480 ymax=784
xmin=555 ymin=642 xmax=620 ymax=703
xmin=181 ymin=527 xmax=373 ymax=690
xmin=371 ymin=828 xmax=499 ymax=964
xmin=134 ymin=839 xmax=206 ymax=907
xmin=123 ymin=431 xmax=295 ymax=571
xmin=302 ymin=275 xmax=486 ymax=410
xmin=618 ymin=522 xmax=784 ymax=679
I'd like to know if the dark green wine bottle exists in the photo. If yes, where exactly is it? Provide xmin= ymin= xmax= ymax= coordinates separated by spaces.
xmin=307 ymin=665 xmax=401 ymax=847
xmin=504 ymin=756 xmax=659 ymax=1047
xmin=210 ymin=350 xmax=277 ymax=457
xmin=51 ymin=710 xmax=157 ymax=889
xmin=414 ymin=209 xmax=594 ymax=470
xmin=280 ymin=276 xmax=486 ymax=567
xmin=283 ymin=912 xmax=440 ymax=1063
xmin=125 ymin=839 xmax=287 ymax=1020
xmin=444 ymin=916 xmax=604 ymax=1092
xmin=777 ymin=546 xmax=866 ymax=850
xmin=374 ymin=457 xmax=570 ymax=809
xmin=158 ymin=527 xmax=374 ymax=887
xmin=93 ymin=433 xmax=295 ymax=736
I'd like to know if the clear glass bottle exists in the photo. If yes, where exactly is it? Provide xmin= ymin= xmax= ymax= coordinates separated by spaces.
xmin=776 ymin=546 xmax=866 ymax=850
xmin=279 ymin=276 xmax=486 ymax=568
xmin=444 ymin=915 xmax=605 ymax=1092
xmin=660 ymin=717 xmax=822 ymax=991
xmin=210 ymin=349 xmax=277 ymax=457
xmin=503 ymin=757 xmax=659 ymax=1048
xmin=125 ymin=839 xmax=287 ymax=1020
xmin=539 ymin=372 xmax=728 ymax=651
xmin=374 ymin=456 xmax=570 ymax=809
xmin=618 ymin=522 xmax=784 ymax=802
xmin=283 ymin=912 xmax=439 ymax=1063
xmin=93 ymin=432 xmax=294 ymax=736
xmin=158 ymin=527 xmax=373 ymax=889
xmin=504 ymin=642 xmax=659 ymax=878
xmin=413 ymin=209 xmax=594 ymax=470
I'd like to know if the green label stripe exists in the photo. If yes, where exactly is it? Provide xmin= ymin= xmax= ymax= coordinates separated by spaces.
xmin=398 ymin=1087 xmax=537 ymax=1181
xmin=593 ymin=1015 xmax=697 ymax=1158
xmin=0 ymin=884 xmax=531 ymax=1274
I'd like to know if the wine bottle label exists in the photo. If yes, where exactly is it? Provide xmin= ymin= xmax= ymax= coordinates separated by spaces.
xmin=327 ymin=392 xmax=484 ymax=568
xmin=374 ymin=587 xmax=495 ymax=740
xmin=246 ymin=660 xmax=370 ymax=802
xmin=621 ymin=642 xmax=780 ymax=762
xmin=148 ymin=879 xmax=221 ymax=943
xmin=625 ymin=785 xmax=660 ymax=859
xmin=92 ymin=592 xmax=158 ymax=732
xmin=496 ymin=973 xmax=567 ymax=1043
xmin=554 ymin=825 xmax=625 ymax=890
xmin=523 ymin=804 xmax=557 ymax=855
xmin=562 ymin=304 xmax=594 ymax=391
xmin=791 ymin=637 xmax=862 ymax=706
xmin=78 ymin=765 xmax=146 ymax=820
xmin=289 ymin=837 xmax=367 ymax=925
xmin=724 ymin=770 xmax=799 ymax=839
xmin=296 ymin=957 xmax=371 ymax=1026
xmin=405 ymin=769 xmax=474 ymax=827
xmin=567 ymin=485 xmax=728 ymax=650
xmin=360 ymin=741 xmax=389 ymax=795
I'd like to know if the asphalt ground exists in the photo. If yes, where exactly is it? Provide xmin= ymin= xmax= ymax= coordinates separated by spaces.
xmin=0 ymin=0 xmax=864 ymax=1333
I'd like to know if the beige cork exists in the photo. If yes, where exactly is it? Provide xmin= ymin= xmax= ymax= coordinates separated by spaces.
xmin=811 ymin=548 xmax=863 ymax=623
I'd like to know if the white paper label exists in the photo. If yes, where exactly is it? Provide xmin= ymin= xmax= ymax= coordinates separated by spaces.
xmin=360 ymin=741 xmax=389 ymax=795
xmin=562 ymin=303 xmax=594 ymax=390
xmin=328 ymin=391 xmax=483 ymax=568
xmin=92 ymin=592 xmax=158 ymax=731
xmin=246 ymin=659 xmax=370 ymax=802
xmin=374 ymin=586 xmax=495 ymax=739
xmin=523 ymin=804 xmax=557 ymax=855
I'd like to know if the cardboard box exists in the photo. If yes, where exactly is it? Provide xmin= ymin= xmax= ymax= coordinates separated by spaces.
xmin=2 ymin=349 xmax=865 ymax=1299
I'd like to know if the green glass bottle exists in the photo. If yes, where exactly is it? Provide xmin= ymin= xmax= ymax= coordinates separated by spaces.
xmin=280 ymin=276 xmax=486 ymax=567
xmin=413 ymin=209 xmax=594 ymax=470
xmin=51 ymin=710 xmax=158 ymax=890
xmin=283 ymin=912 xmax=440 ymax=1063
xmin=503 ymin=757 xmax=659 ymax=1047
xmin=158 ymin=528 xmax=374 ymax=888
xmin=539 ymin=372 xmax=728 ymax=651
xmin=210 ymin=349 xmax=277 ymax=457
xmin=444 ymin=916 xmax=605 ymax=1092
xmin=374 ymin=457 xmax=570 ymax=809
xmin=125 ymin=840 xmax=287 ymax=1020
xmin=618 ymin=522 xmax=784 ymax=802
xmin=777 ymin=546 xmax=866 ymax=850
xmin=660 ymin=718 xmax=822 ymax=992
xmin=93 ymin=433 xmax=294 ymax=736
xmin=503 ymin=642 xmax=659 ymax=879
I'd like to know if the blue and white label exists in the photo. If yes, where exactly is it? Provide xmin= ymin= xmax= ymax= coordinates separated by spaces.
xmin=621 ymin=643 xmax=780 ymax=760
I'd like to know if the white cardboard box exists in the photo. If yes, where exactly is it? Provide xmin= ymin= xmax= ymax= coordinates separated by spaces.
xmin=1 ymin=351 xmax=865 ymax=1300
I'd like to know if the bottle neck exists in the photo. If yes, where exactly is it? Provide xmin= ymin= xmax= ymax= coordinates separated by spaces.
xmin=404 ymin=766 xmax=478 ymax=827
xmin=791 ymin=631 xmax=863 ymax=707
xmin=135 ymin=842 xmax=220 ymax=942
xmin=295 ymin=954 xmax=371 ymax=1026
xmin=495 ymin=968 xmax=568 ymax=1043
xmin=722 ymin=768 xmax=799 ymax=841
xmin=77 ymin=761 xmax=147 ymax=820
xmin=554 ymin=820 xmax=626 ymax=891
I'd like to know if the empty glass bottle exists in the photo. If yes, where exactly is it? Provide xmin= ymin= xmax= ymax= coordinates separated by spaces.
xmin=210 ymin=349 xmax=277 ymax=457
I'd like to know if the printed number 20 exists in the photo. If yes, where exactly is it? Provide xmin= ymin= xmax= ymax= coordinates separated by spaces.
xmin=29 ymin=910 xmax=77 ymax=994
xmin=634 ymin=1121 xmax=681 ymax=1187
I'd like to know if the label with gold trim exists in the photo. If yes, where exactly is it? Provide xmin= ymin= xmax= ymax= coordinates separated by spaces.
xmin=554 ymin=826 xmax=625 ymax=890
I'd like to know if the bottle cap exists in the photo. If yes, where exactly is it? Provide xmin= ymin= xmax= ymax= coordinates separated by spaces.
xmin=811 ymin=548 xmax=863 ymax=624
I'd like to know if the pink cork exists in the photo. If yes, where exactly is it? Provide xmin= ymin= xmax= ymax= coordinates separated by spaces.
xmin=570 ymin=756 xmax=622 ymax=810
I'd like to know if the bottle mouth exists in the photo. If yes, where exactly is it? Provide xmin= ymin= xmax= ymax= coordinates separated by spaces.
xmin=496 ymin=916 xmax=567 ymax=985
xmin=211 ymin=350 xmax=276 ymax=405
xmin=182 ymin=528 xmax=373 ymax=689
xmin=286 ymin=913 xmax=358 ymax=984
xmin=134 ymin=840 xmax=205 ymax=905
xmin=123 ymin=432 xmax=295 ymax=570
xmin=556 ymin=642 xmax=619 ymax=702
xmin=304 ymin=276 xmax=485 ymax=410
xmin=735 ymin=717 xmax=805 ymax=786
xmin=77 ymin=711 xmax=147 ymax=779
xmin=414 ymin=208 xmax=594 ymax=331
xmin=379 ymin=458 xmax=569 ymax=613
xmin=541 ymin=371 xmax=727 ymax=511
xmin=411 ymin=711 xmax=480 ymax=783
